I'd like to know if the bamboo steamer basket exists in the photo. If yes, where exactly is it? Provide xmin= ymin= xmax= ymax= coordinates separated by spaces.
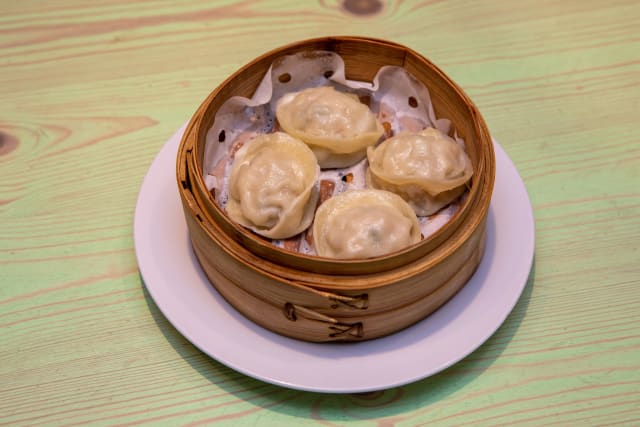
xmin=177 ymin=36 xmax=495 ymax=342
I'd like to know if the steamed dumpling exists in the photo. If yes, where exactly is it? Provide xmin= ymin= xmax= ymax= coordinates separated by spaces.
xmin=366 ymin=127 xmax=473 ymax=216
xmin=276 ymin=86 xmax=384 ymax=168
xmin=312 ymin=189 xmax=421 ymax=259
xmin=226 ymin=132 xmax=320 ymax=239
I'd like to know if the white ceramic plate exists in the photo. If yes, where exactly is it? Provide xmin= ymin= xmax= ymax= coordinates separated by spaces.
xmin=134 ymin=124 xmax=535 ymax=394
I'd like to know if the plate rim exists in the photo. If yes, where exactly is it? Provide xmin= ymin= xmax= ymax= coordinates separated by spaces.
xmin=133 ymin=124 xmax=535 ymax=393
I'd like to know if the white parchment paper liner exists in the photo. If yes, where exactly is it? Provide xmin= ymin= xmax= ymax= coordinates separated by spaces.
xmin=201 ymin=51 xmax=466 ymax=254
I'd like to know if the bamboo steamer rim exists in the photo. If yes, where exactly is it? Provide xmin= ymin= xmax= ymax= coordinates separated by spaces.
xmin=181 ymin=161 xmax=489 ymax=292
xmin=177 ymin=36 xmax=495 ymax=277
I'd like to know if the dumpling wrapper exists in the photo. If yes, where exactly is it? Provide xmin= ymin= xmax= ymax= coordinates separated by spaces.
xmin=227 ymin=132 xmax=320 ymax=239
xmin=276 ymin=86 xmax=384 ymax=168
xmin=366 ymin=127 xmax=473 ymax=216
xmin=312 ymin=189 xmax=421 ymax=259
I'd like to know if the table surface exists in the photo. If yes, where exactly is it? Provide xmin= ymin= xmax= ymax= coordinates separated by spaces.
xmin=2 ymin=1 xmax=639 ymax=425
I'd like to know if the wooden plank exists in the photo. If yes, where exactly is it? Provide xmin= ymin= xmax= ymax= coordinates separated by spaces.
xmin=1 ymin=0 xmax=639 ymax=425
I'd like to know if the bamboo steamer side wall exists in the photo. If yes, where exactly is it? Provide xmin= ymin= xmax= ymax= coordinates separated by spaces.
xmin=179 ymin=171 xmax=488 ymax=342
xmin=188 ymin=209 xmax=487 ymax=342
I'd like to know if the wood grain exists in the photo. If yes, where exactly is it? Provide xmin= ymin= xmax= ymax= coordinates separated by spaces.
xmin=1 ymin=0 xmax=639 ymax=425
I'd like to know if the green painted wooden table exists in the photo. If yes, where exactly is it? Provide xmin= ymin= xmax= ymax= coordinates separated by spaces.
xmin=2 ymin=1 xmax=639 ymax=425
